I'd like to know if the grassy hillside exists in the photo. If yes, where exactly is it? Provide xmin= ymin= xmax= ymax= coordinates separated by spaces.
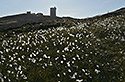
xmin=0 ymin=8 xmax=125 ymax=82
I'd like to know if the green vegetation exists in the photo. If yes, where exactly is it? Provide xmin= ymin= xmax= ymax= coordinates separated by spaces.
xmin=0 ymin=8 xmax=125 ymax=82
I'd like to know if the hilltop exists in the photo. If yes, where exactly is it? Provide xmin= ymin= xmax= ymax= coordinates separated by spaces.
xmin=0 ymin=7 xmax=58 ymax=30
xmin=0 ymin=7 xmax=125 ymax=34
xmin=0 ymin=7 xmax=125 ymax=82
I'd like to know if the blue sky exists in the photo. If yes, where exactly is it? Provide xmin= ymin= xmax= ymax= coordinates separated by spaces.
xmin=0 ymin=0 xmax=124 ymax=18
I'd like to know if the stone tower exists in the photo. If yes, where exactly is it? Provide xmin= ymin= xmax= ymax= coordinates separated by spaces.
xmin=50 ymin=7 xmax=56 ymax=17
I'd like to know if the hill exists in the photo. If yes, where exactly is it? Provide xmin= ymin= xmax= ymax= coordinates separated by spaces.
xmin=0 ymin=12 xmax=60 ymax=30
xmin=0 ymin=7 xmax=125 ymax=35
xmin=0 ymin=7 xmax=125 ymax=82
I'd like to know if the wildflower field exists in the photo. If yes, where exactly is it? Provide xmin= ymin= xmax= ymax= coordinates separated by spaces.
xmin=0 ymin=9 xmax=125 ymax=82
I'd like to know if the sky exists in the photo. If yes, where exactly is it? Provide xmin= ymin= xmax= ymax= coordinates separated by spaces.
xmin=0 ymin=0 xmax=125 ymax=18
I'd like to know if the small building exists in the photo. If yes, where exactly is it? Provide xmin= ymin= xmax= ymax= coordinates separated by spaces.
xmin=27 ymin=11 xmax=31 ymax=14
xmin=37 ymin=13 xmax=43 ymax=16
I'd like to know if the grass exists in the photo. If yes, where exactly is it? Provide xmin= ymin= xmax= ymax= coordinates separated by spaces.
xmin=0 ymin=9 xmax=125 ymax=82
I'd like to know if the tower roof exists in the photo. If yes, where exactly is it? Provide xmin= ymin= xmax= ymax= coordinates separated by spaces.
xmin=51 ymin=7 xmax=56 ymax=9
